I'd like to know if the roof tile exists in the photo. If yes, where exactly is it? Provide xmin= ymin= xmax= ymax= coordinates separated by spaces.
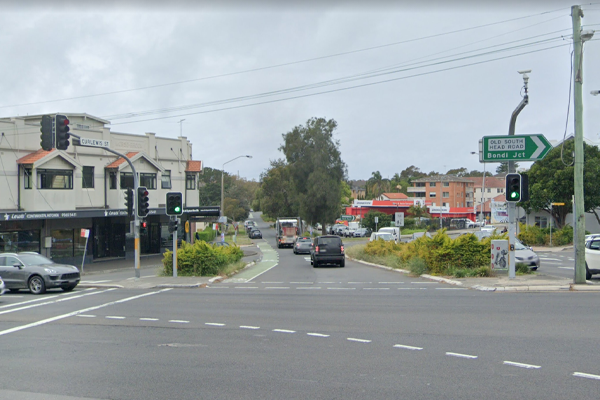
xmin=105 ymin=152 xmax=139 ymax=169
xmin=186 ymin=160 xmax=202 ymax=172
xmin=16 ymin=149 xmax=55 ymax=164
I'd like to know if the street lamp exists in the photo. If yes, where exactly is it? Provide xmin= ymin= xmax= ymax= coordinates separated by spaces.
xmin=221 ymin=155 xmax=252 ymax=219
xmin=471 ymin=152 xmax=486 ymax=224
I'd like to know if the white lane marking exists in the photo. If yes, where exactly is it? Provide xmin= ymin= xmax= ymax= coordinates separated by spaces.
xmin=307 ymin=333 xmax=330 ymax=338
xmin=265 ymin=287 xmax=290 ymax=290
xmin=81 ymin=280 xmax=112 ymax=283
xmin=436 ymin=288 xmax=468 ymax=290
xmin=573 ymin=372 xmax=600 ymax=380
xmin=169 ymin=320 xmax=189 ymax=324
xmin=0 ymin=288 xmax=113 ymax=316
xmin=273 ymin=329 xmax=295 ymax=333
xmin=296 ymin=287 xmax=322 ymax=290
xmin=140 ymin=318 xmax=159 ymax=321
xmin=0 ymin=288 xmax=170 ymax=337
xmin=379 ymin=282 xmax=404 ymax=284
xmin=106 ymin=316 xmax=126 ymax=320
xmin=240 ymin=325 xmax=260 ymax=330
xmin=207 ymin=286 xmax=230 ymax=289
xmin=235 ymin=287 xmax=259 ymax=289
xmin=290 ymin=282 xmax=313 ymax=284
xmin=446 ymin=352 xmax=478 ymax=359
xmin=540 ymin=258 xmax=561 ymax=261
xmin=319 ymin=282 xmax=340 ymax=284
xmin=327 ymin=287 xmax=355 ymax=290
xmin=398 ymin=288 xmax=427 ymax=290
xmin=559 ymin=267 xmax=574 ymax=270
xmin=503 ymin=361 xmax=541 ymax=369
xmin=411 ymin=282 xmax=437 ymax=284
xmin=205 ymin=322 xmax=225 ymax=326
xmin=394 ymin=344 xmax=423 ymax=350
xmin=261 ymin=282 xmax=283 ymax=284
xmin=347 ymin=338 xmax=371 ymax=343
xmin=348 ymin=282 xmax=371 ymax=284
xmin=363 ymin=288 xmax=390 ymax=290
xmin=0 ymin=294 xmax=61 ymax=309
xmin=76 ymin=314 xmax=96 ymax=318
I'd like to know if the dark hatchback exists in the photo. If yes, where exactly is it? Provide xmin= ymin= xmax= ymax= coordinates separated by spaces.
xmin=249 ymin=229 xmax=262 ymax=239
xmin=311 ymin=235 xmax=345 ymax=268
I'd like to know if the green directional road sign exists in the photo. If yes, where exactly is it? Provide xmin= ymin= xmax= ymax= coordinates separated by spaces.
xmin=480 ymin=134 xmax=552 ymax=162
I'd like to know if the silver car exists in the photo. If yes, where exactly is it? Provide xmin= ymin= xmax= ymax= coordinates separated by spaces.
xmin=0 ymin=276 xmax=6 ymax=296
xmin=0 ymin=253 xmax=80 ymax=294
xmin=514 ymin=240 xmax=540 ymax=270
xmin=293 ymin=237 xmax=313 ymax=254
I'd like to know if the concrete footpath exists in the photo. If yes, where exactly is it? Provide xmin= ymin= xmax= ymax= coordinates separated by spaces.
xmin=78 ymin=243 xmax=599 ymax=292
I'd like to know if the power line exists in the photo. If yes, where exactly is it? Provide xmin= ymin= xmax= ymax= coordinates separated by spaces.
xmin=0 ymin=6 xmax=569 ymax=110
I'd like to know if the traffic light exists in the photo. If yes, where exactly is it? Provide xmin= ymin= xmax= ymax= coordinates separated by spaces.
xmin=505 ymin=173 xmax=522 ymax=202
xmin=166 ymin=192 xmax=183 ymax=216
xmin=55 ymin=114 xmax=70 ymax=150
xmin=40 ymin=115 xmax=54 ymax=151
xmin=137 ymin=186 xmax=149 ymax=217
xmin=124 ymin=188 xmax=134 ymax=217
xmin=168 ymin=218 xmax=179 ymax=233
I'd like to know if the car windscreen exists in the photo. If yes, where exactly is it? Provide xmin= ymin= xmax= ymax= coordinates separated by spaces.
xmin=514 ymin=240 xmax=528 ymax=250
xmin=376 ymin=233 xmax=393 ymax=241
xmin=18 ymin=254 xmax=54 ymax=265
xmin=298 ymin=238 xmax=311 ymax=242
xmin=319 ymin=238 xmax=341 ymax=246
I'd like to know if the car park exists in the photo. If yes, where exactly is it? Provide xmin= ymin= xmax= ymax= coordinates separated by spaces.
xmin=249 ymin=229 xmax=262 ymax=239
xmin=585 ymin=237 xmax=600 ymax=279
xmin=293 ymin=237 xmax=313 ymax=254
xmin=311 ymin=235 xmax=345 ymax=268
xmin=0 ymin=252 xmax=80 ymax=294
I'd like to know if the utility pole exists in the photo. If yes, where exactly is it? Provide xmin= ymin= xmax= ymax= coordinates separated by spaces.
xmin=507 ymin=70 xmax=530 ymax=279
xmin=572 ymin=5 xmax=588 ymax=284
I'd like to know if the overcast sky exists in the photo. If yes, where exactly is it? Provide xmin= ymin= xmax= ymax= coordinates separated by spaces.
xmin=1 ymin=0 xmax=599 ymax=181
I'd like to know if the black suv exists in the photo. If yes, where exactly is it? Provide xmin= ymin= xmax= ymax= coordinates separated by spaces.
xmin=310 ymin=235 xmax=345 ymax=268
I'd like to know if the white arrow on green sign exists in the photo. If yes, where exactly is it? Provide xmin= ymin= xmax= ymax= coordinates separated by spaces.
xmin=480 ymin=134 xmax=552 ymax=162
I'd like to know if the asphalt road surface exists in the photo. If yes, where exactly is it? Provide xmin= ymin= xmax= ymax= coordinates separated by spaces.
xmin=0 ymin=213 xmax=599 ymax=400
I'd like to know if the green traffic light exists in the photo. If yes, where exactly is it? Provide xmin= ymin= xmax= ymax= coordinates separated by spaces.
xmin=174 ymin=206 xmax=181 ymax=213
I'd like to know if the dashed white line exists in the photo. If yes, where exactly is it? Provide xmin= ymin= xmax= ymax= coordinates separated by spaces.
xmin=262 ymin=281 xmax=284 ymax=284
xmin=379 ymin=282 xmax=404 ymax=284
xmin=446 ymin=352 xmax=478 ymax=359
xmin=290 ymin=282 xmax=313 ymax=284
xmin=540 ymin=258 xmax=561 ymax=262
xmin=348 ymin=282 xmax=371 ymax=284
xmin=436 ymin=288 xmax=468 ymax=290
xmin=503 ymin=361 xmax=541 ymax=369
xmin=296 ymin=287 xmax=322 ymax=290
xmin=169 ymin=320 xmax=190 ymax=324
xmin=327 ymin=287 xmax=355 ymax=290
xmin=307 ymin=333 xmax=330 ymax=338
xmin=205 ymin=322 xmax=225 ymax=326
xmin=235 ymin=286 xmax=259 ymax=289
xmin=398 ymin=288 xmax=427 ymax=290
xmin=265 ymin=287 xmax=290 ymax=290
xmin=320 ymin=282 xmax=340 ymax=284
xmin=106 ymin=316 xmax=126 ymax=320
xmin=573 ymin=372 xmax=600 ymax=380
xmin=140 ymin=318 xmax=159 ymax=321
xmin=240 ymin=325 xmax=260 ymax=330
xmin=411 ymin=282 xmax=438 ymax=284
xmin=76 ymin=314 xmax=96 ymax=318
xmin=394 ymin=344 xmax=423 ymax=350
xmin=559 ymin=267 xmax=574 ymax=270
xmin=273 ymin=329 xmax=296 ymax=333
xmin=347 ymin=338 xmax=371 ymax=343
xmin=363 ymin=288 xmax=390 ymax=290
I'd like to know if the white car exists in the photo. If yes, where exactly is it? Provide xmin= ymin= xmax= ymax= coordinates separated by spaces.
xmin=584 ymin=237 xmax=600 ymax=279
xmin=0 ymin=276 xmax=5 ymax=296
xmin=480 ymin=225 xmax=498 ymax=233
xmin=467 ymin=221 xmax=484 ymax=228
xmin=369 ymin=232 xmax=395 ymax=243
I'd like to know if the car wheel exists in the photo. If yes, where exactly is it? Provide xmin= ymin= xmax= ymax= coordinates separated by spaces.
xmin=340 ymin=260 xmax=345 ymax=268
xmin=28 ymin=275 xmax=46 ymax=295
xmin=586 ymin=263 xmax=592 ymax=280
xmin=62 ymin=284 xmax=78 ymax=292
xmin=313 ymin=260 xmax=319 ymax=268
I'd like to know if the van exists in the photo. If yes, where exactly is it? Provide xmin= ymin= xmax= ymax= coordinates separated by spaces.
xmin=378 ymin=227 xmax=400 ymax=242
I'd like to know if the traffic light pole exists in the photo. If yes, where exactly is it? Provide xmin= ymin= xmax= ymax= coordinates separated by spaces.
xmin=70 ymin=133 xmax=142 ymax=278
xmin=172 ymin=216 xmax=178 ymax=278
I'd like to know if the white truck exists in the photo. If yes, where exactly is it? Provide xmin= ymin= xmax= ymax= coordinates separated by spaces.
xmin=276 ymin=217 xmax=303 ymax=248
xmin=378 ymin=227 xmax=401 ymax=243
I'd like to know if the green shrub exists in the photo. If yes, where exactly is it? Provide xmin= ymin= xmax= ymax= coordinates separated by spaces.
xmin=516 ymin=263 xmax=532 ymax=275
xmin=407 ymin=257 xmax=428 ymax=276
xmin=518 ymin=223 xmax=573 ymax=246
xmin=162 ymin=240 xmax=244 ymax=276
xmin=195 ymin=226 xmax=216 ymax=242
xmin=552 ymin=225 xmax=573 ymax=246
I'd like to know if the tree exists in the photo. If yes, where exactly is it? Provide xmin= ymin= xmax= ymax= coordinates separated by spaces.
xmin=408 ymin=203 xmax=430 ymax=225
xmin=361 ymin=210 xmax=392 ymax=232
xmin=496 ymin=162 xmax=519 ymax=174
xmin=258 ymin=159 xmax=298 ymax=218
xmin=198 ymin=167 xmax=225 ymax=206
xmin=223 ymin=198 xmax=246 ymax=222
xmin=278 ymin=117 xmax=347 ymax=228
xmin=521 ymin=140 xmax=600 ymax=228
xmin=399 ymin=165 xmax=426 ymax=181
xmin=340 ymin=181 xmax=352 ymax=209
xmin=366 ymin=171 xmax=390 ymax=199
xmin=446 ymin=167 xmax=468 ymax=177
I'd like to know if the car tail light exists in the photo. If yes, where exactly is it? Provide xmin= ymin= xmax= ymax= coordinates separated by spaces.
xmin=315 ymin=245 xmax=320 ymax=252
xmin=341 ymin=245 xmax=344 ymax=253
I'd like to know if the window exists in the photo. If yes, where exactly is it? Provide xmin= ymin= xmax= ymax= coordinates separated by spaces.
xmin=415 ymin=182 xmax=426 ymax=187
xmin=535 ymin=216 xmax=548 ymax=228
xmin=497 ymin=188 xmax=504 ymax=193
xmin=109 ymin=172 xmax=117 ymax=189
xmin=82 ymin=166 xmax=94 ymax=189
xmin=429 ymin=182 xmax=436 ymax=187
xmin=38 ymin=169 xmax=73 ymax=189
xmin=443 ymin=182 xmax=450 ymax=187
xmin=161 ymin=170 xmax=171 ymax=189
xmin=120 ymin=172 xmax=134 ymax=189
xmin=24 ymin=168 xmax=32 ymax=189
xmin=186 ymin=173 xmax=196 ymax=190
xmin=443 ymin=192 xmax=449 ymax=198
xmin=140 ymin=173 xmax=157 ymax=190
xmin=487 ymin=188 xmax=491 ymax=193
xmin=429 ymin=192 xmax=437 ymax=198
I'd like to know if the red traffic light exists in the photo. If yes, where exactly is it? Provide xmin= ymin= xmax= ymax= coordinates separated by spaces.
xmin=141 ymin=222 xmax=148 ymax=228
xmin=59 ymin=118 xmax=69 ymax=125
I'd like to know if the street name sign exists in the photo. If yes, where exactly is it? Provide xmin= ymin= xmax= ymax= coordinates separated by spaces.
xmin=480 ymin=134 xmax=552 ymax=162
xmin=77 ymin=137 xmax=110 ymax=148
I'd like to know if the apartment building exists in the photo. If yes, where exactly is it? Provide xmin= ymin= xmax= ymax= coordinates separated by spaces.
xmin=407 ymin=175 xmax=475 ymax=209
xmin=0 ymin=113 xmax=208 ymax=265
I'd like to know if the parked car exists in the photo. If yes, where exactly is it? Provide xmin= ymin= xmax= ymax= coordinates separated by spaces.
xmin=293 ymin=237 xmax=312 ymax=254
xmin=514 ymin=239 xmax=540 ymax=270
xmin=585 ymin=237 xmax=600 ymax=279
xmin=353 ymin=228 xmax=371 ymax=237
xmin=311 ymin=235 xmax=345 ymax=268
xmin=0 ymin=276 xmax=5 ymax=296
xmin=378 ymin=227 xmax=400 ymax=242
xmin=0 ymin=252 xmax=80 ymax=294
xmin=249 ymin=229 xmax=262 ymax=239
xmin=467 ymin=220 xmax=484 ymax=228
xmin=369 ymin=232 xmax=395 ymax=243
xmin=212 ymin=241 xmax=231 ymax=247
xmin=480 ymin=225 xmax=498 ymax=233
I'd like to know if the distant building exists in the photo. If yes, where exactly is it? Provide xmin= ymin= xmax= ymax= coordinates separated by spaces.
xmin=408 ymin=175 xmax=475 ymax=209
xmin=349 ymin=179 xmax=366 ymax=200
xmin=375 ymin=192 xmax=409 ymax=201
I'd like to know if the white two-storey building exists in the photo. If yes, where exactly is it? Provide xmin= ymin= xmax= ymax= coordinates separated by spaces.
xmin=0 ymin=113 xmax=213 ymax=265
